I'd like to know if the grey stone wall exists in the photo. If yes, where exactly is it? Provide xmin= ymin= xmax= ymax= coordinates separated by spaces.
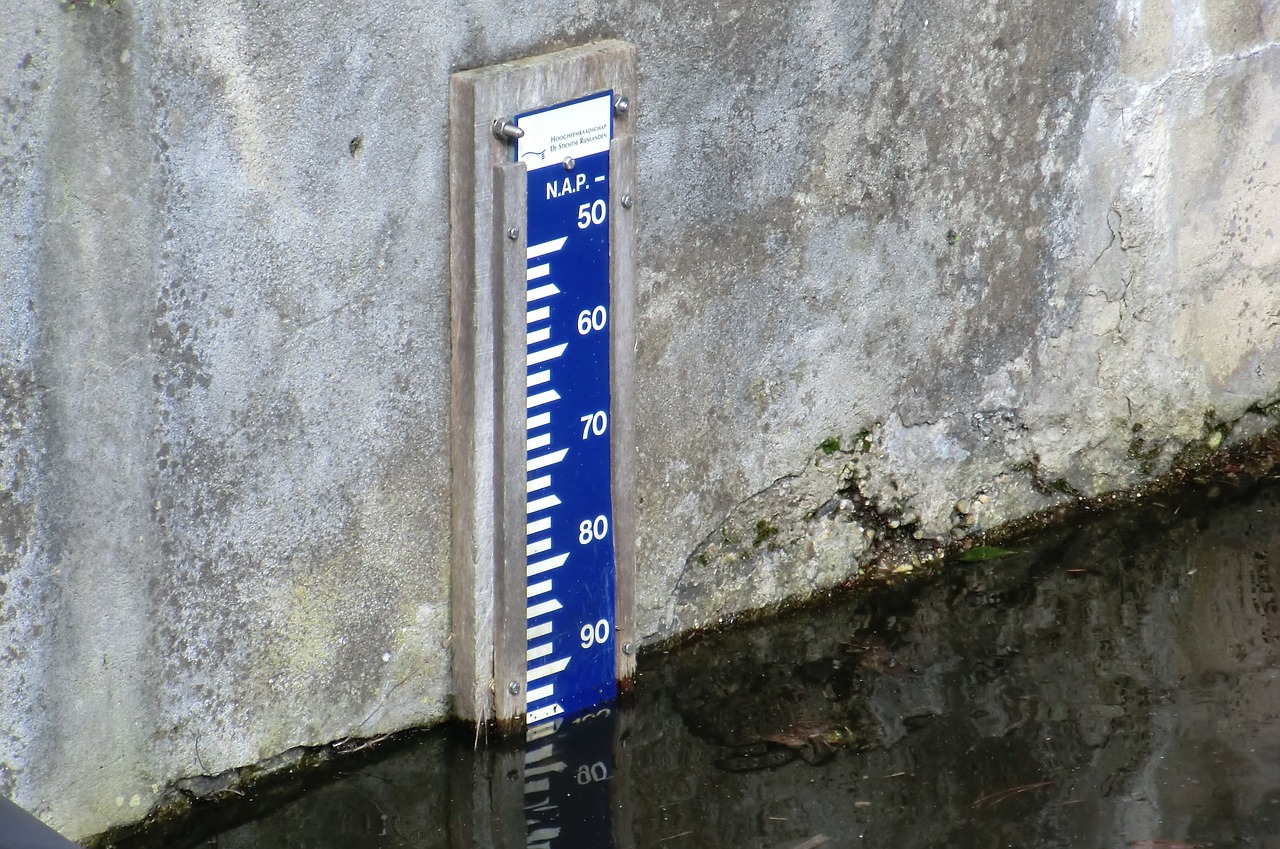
xmin=0 ymin=0 xmax=1276 ymax=839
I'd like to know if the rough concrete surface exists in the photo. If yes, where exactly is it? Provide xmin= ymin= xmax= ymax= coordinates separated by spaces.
xmin=0 ymin=0 xmax=1277 ymax=840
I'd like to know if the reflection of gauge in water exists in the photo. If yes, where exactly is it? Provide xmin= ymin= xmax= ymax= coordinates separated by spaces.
xmin=520 ymin=148 xmax=547 ymax=161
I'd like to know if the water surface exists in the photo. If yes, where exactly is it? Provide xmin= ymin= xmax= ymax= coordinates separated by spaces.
xmin=109 ymin=481 xmax=1280 ymax=849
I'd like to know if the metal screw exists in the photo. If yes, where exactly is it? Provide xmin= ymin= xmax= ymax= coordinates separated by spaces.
xmin=492 ymin=118 xmax=524 ymax=141
xmin=506 ymin=227 xmax=519 ymax=240
xmin=613 ymin=95 xmax=630 ymax=116
xmin=622 ymin=642 xmax=635 ymax=656
xmin=563 ymin=156 xmax=575 ymax=170
xmin=621 ymin=194 xmax=634 ymax=209
xmin=507 ymin=681 xmax=521 ymax=695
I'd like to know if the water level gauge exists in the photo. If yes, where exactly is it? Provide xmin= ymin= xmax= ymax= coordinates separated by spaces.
xmin=449 ymin=42 xmax=637 ymax=732
xmin=515 ymin=92 xmax=618 ymax=723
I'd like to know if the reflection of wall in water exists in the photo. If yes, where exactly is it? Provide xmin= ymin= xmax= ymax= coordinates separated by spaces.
xmin=109 ymin=489 xmax=1280 ymax=849
xmin=1125 ymin=493 xmax=1280 ymax=843
xmin=648 ymin=489 xmax=1280 ymax=847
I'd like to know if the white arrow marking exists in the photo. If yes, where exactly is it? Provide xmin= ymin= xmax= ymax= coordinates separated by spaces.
xmin=527 ymin=389 xmax=560 ymax=408
xmin=525 ymin=762 xmax=567 ymax=780
xmin=527 ymin=343 xmax=567 ymax=366
xmin=527 ymin=598 xmax=562 ymax=619
xmin=527 ymin=283 xmax=560 ymax=302
xmin=527 ymin=493 xmax=561 ymax=514
xmin=525 ymin=744 xmax=554 ymax=764
xmin=527 ymin=657 xmax=569 ymax=682
xmin=527 ymin=702 xmax=564 ymax=723
xmin=528 ymin=827 xmax=562 ymax=843
xmin=527 ymin=448 xmax=568 ymax=472
xmin=527 ymin=237 xmax=567 ymax=260
xmin=527 ymin=552 xmax=568 ymax=577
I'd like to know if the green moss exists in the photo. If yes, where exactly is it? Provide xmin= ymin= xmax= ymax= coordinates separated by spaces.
xmin=1014 ymin=459 xmax=1084 ymax=499
xmin=1171 ymin=409 xmax=1233 ymax=470
xmin=852 ymin=427 xmax=875 ymax=454
xmin=1128 ymin=422 xmax=1161 ymax=475
xmin=819 ymin=436 xmax=841 ymax=455
xmin=959 ymin=545 xmax=1017 ymax=562
xmin=1202 ymin=407 xmax=1229 ymax=449
xmin=1050 ymin=478 xmax=1083 ymax=498
xmin=753 ymin=519 xmax=780 ymax=546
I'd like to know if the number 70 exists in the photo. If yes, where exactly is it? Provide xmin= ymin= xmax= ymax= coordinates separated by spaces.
xmin=580 ymin=410 xmax=608 ymax=439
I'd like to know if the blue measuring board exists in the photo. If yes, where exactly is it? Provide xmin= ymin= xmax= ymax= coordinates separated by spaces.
xmin=514 ymin=92 xmax=617 ymax=724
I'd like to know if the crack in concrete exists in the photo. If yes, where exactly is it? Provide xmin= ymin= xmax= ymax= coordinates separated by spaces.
xmin=1124 ymin=38 xmax=1280 ymax=110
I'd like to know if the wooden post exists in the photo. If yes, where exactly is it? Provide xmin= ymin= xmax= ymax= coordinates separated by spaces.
xmin=609 ymin=134 xmax=638 ymax=693
xmin=492 ymin=161 xmax=530 ymax=731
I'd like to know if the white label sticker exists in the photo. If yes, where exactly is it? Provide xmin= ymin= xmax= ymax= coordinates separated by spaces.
xmin=516 ymin=94 xmax=612 ymax=171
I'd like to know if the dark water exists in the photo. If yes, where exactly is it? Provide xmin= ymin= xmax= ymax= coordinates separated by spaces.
xmin=110 ymin=481 xmax=1280 ymax=849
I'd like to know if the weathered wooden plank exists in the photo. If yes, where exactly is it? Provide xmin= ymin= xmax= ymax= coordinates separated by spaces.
xmin=493 ymin=161 xmax=529 ymax=730
xmin=448 ymin=71 xmax=491 ymax=725
xmin=611 ymin=707 xmax=637 ymax=849
xmin=609 ymin=133 xmax=638 ymax=692
xmin=447 ymin=744 xmax=497 ymax=849
xmin=492 ymin=747 xmax=526 ymax=849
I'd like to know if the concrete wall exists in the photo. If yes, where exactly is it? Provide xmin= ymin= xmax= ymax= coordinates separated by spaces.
xmin=0 ymin=0 xmax=1276 ymax=839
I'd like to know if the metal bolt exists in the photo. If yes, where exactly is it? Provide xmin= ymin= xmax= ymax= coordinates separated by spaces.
xmin=622 ymin=642 xmax=634 ymax=656
xmin=507 ymin=681 xmax=521 ymax=695
xmin=621 ymin=194 xmax=634 ymax=209
xmin=506 ymin=227 xmax=519 ymax=240
xmin=563 ymin=156 xmax=575 ymax=170
xmin=492 ymin=118 xmax=524 ymax=141
xmin=613 ymin=95 xmax=630 ymax=116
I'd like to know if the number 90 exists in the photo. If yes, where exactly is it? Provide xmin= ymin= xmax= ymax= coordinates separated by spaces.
xmin=580 ymin=619 xmax=611 ymax=649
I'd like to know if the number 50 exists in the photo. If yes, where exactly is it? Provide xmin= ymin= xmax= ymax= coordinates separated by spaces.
xmin=577 ymin=199 xmax=606 ymax=229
